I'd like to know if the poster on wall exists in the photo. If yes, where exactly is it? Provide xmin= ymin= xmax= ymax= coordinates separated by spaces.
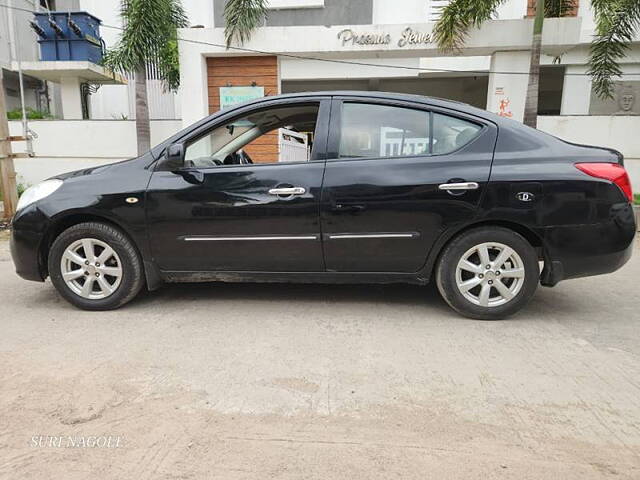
xmin=219 ymin=86 xmax=265 ymax=110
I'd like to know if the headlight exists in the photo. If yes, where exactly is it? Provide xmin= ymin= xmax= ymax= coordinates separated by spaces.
xmin=16 ymin=179 xmax=63 ymax=212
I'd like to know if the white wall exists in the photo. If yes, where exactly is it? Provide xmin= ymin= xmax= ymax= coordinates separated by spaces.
xmin=372 ymin=0 xmax=525 ymax=24
xmin=538 ymin=116 xmax=640 ymax=159
xmin=495 ymin=0 xmax=527 ymax=20
xmin=372 ymin=0 xmax=427 ymax=24
xmin=281 ymin=56 xmax=423 ymax=80
xmin=0 ymin=0 xmax=40 ymax=68
xmin=9 ymin=119 xmax=182 ymax=184
xmin=182 ymin=0 xmax=215 ymax=28
xmin=538 ymin=115 xmax=640 ymax=190
xmin=9 ymin=119 xmax=181 ymax=158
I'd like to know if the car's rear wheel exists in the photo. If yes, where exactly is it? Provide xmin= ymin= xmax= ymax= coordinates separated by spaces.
xmin=436 ymin=227 xmax=539 ymax=320
xmin=48 ymin=222 xmax=144 ymax=310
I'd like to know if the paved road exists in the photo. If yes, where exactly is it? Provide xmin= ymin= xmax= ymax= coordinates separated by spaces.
xmin=0 ymin=232 xmax=639 ymax=479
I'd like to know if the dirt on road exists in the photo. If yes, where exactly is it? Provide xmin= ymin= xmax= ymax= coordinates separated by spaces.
xmin=0 ymin=236 xmax=639 ymax=479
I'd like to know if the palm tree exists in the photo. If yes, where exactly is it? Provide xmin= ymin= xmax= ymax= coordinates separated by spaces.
xmin=223 ymin=0 xmax=268 ymax=47
xmin=433 ymin=0 xmax=577 ymax=128
xmin=103 ymin=0 xmax=188 ymax=155
xmin=589 ymin=0 xmax=640 ymax=99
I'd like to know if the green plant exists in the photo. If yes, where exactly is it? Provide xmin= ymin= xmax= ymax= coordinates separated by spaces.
xmin=0 ymin=179 xmax=29 ymax=201
xmin=589 ymin=0 xmax=640 ymax=98
xmin=223 ymin=0 xmax=268 ymax=47
xmin=634 ymin=193 xmax=640 ymax=205
xmin=7 ymin=107 xmax=52 ymax=120
xmin=17 ymin=181 xmax=30 ymax=198
xmin=103 ymin=0 xmax=188 ymax=155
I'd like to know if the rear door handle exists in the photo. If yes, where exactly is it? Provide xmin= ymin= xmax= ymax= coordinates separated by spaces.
xmin=333 ymin=203 xmax=366 ymax=214
xmin=438 ymin=182 xmax=479 ymax=191
xmin=268 ymin=187 xmax=306 ymax=196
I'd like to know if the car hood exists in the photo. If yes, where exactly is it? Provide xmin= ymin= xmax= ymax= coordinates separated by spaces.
xmin=52 ymin=157 xmax=138 ymax=181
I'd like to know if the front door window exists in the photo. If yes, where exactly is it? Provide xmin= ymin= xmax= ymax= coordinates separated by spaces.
xmin=184 ymin=104 xmax=320 ymax=168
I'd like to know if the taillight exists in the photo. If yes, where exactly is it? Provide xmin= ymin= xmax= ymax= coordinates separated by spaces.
xmin=575 ymin=162 xmax=633 ymax=203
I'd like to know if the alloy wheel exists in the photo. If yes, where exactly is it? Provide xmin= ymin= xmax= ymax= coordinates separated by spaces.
xmin=60 ymin=238 xmax=123 ymax=300
xmin=455 ymin=242 xmax=525 ymax=307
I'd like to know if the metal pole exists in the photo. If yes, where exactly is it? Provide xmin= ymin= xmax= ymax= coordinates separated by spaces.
xmin=7 ymin=0 xmax=34 ymax=155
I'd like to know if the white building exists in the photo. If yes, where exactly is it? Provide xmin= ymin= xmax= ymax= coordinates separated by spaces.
xmin=178 ymin=0 xmax=640 ymax=129
xmin=5 ymin=0 xmax=640 ymax=187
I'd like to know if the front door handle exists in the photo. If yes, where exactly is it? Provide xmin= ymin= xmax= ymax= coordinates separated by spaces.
xmin=269 ymin=187 xmax=307 ymax=196
xmin=268 ymin=187 xmax=306 ymax=196
xmin=438 ymin=182 xmax=479 ymax=191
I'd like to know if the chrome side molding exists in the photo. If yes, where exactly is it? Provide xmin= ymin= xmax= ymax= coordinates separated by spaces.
xmin=327 ymin=233 xmax=418 ymax=240
xmin=182 ymin=233 xmax=419 ymax=241
xmin=183 ymin=235 xmax=319 ymax=241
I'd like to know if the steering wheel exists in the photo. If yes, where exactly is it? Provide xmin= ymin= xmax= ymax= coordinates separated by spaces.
xmin=220 ymin=151 xmax=255 ymax=166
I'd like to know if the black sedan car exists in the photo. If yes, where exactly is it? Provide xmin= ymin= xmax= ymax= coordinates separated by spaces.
xmin=10 ymin=92 xmax=636 ymax=319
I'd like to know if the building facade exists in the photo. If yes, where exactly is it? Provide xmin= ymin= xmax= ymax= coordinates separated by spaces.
xmin=179 ymin=0 xmax=640 ymax=122
xmin=172 ymin=0 xmax=640 ymax=182
xmin=0 ymin=0 xmax=61 ymax=115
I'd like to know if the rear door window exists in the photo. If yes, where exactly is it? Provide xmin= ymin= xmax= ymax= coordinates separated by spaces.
xmin=338 ymin=103 xmax=431 ymax=159
xmin=432 ymin=113 xmax=482 ymax=155
xmin=337 ymin=103 xmax=482 ymax=159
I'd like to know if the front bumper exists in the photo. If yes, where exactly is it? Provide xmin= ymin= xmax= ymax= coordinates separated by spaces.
xmin=10 ymin=205 xmax=49 ymax=282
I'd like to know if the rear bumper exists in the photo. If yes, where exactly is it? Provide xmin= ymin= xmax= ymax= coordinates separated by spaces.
xmin=540 ymin=203 xmax=636 ymax=286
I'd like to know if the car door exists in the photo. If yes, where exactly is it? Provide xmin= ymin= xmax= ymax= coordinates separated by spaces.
xmin=320 ymin=97 xmax=497 ymax=273
xmin=146 ymin=97 xmax=330 ymax=272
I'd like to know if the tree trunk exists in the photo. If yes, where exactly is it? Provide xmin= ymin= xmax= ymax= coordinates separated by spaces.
xmin=135 ymin=65 xmax=151 ymax=156
xmin=523 ymin=0 xmax=544 ymax=128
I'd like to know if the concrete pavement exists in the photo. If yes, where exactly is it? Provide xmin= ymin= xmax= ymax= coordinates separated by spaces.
xmin=0 ymin=232 xmax=639 ymax=479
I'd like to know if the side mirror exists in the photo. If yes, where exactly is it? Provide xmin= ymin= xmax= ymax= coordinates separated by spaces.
xmin=165 ymin=143 xmax=185 ymax=169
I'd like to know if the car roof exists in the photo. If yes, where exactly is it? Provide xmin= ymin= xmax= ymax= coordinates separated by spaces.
xmin=251 ymin=90 xmax=493 ymax=119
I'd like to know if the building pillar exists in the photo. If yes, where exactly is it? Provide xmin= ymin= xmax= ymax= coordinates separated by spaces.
xmin=486 ymin=51 xmax=531 ymax=123
xmin=59 ymin=77 xmax=83 ymax=119
xmin=560 ymin=65 xmax=591 ymax=115
xmin=180 ymin=52 xmax=209 ymax=128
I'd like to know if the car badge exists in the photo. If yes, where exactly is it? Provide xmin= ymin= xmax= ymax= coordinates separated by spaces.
xmin=516 ymin=192 xmax=534 ymax=202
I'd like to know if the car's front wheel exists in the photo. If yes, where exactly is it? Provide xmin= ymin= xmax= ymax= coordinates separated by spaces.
xmin=48 ymin=222 xmax=144 ymax=310
xmin=436 ymin=227 xmax=539 ymax=320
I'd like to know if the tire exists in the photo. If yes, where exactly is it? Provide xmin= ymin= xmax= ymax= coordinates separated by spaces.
xmin=435 ymin=227 xmax=539 ymax=320
xmin=48 ymin=222 xmax=144 ymax=310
